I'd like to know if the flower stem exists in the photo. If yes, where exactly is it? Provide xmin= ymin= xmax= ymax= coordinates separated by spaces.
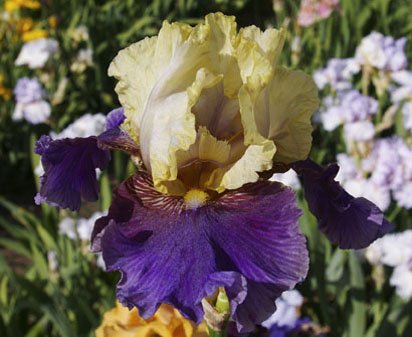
xmin=202 ymin=288 xmax=230 ymax=337
xmin=207 ymin=327 xmax=228 ymax=337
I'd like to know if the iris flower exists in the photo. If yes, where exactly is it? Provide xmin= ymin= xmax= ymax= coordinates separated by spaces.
xmin=35 ymin=13 xmax=392 ymax=333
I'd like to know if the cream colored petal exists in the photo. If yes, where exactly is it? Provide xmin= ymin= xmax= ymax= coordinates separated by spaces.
xmin=238 ymin=26 xmax=285 ymax=66
xmin=236 ymin=35 xmax=275 ymax=149
xmin=176 ymin=126 xmax=231 ymax=167
xmin=216 ymin=141 xmax=276 ymax=192
xmin=192 ymin=79 xmax=241 ymax=140
xmin=254 ymin=66 xmax=319 ymax=163
xmin=108 ymin=21 xmax=193 ymax=142
xmin=108 ymin=36 xmax=157 ymax=142
xmin=140 ymin=68 xmax=220 ymax=195
xmin=204 ymin=13 xmax=242 ymax=98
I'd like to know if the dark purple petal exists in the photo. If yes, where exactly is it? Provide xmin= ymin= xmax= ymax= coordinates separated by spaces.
xmin=34 ymin=134 xmax=52 ymax=155
xmin=97 ymin=127 xmax=140 ymax=155
xmin=93 ymin=173 xmax=308 ymax=332
xmin=36 ymin=137 xmax=110 ymax=211
xmin=105 ymin=107 xmax=125 ymax=130
xmin=233 ymin=282 xmax=285 ymax=333
xmin=293 ymin=159 xmax=393 ymax=249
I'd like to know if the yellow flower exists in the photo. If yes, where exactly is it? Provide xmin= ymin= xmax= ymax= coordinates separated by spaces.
xmin=5 ymin=0 xmax=40 ymax=12
xmin=15 ymin=18 xmax=48 ymax=41
xmin=22 ymin=28 xmax=48 ymax=41
xmin=48 ymin=16 xmax=57 ymax=30
xmin=96 ymin=302 xmax=207 ymax=337
xmin=109 ymin=13 xmax=319 ymax=196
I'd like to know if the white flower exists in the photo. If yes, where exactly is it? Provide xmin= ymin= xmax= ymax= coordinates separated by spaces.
xmin=70 ymin=25 xmax=90 ymax=43
xmin=59 ymin=212 xmax=107 ymax=242
xmin=15 ymin=38 xmax=58 ymax=69
xmin=343 ymin=120 xmax=375 ymax=142
xmin=366 ymin=230 xmax=412 ymax=267
xmin=355 ymin=32 xmax=407 ymax=72
xmin=365 ymin=241 xmax=384 ymax=265
xmin=321 ymin=106 xmax=343 ymax=131
xmin=270 ymin=169 xmax=301 ymax=190
xmin=342 ymin=178 xmax=390 ymax=211
xmin=401 ymin=102 xmax=412 ymax=132
xmin=52 ymin=113 xmax=106 ymax=139
xmin=390 ymin=263 xmax=412 ymax=300
xmin=96 ymin=253 xmax=106 ymax=270
xmin=34 ymin=162 xmax=44 ymax=177
xmin=77 ymin=212 xmax=106 ymax=241
xmin=70 ymin=48 xmax=93 ymax=73
xmin=58 ymin=218 xmax=77 ymax=240
xmin=21 ymin=101 xmax=51 ymax=124
xmin=262 ymin=290 xmax=303 ymax=329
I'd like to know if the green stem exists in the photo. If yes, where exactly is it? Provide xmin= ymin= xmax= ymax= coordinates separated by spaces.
xmin=202 ymin=288 xmax=230 ymax=337
xmin=207 ymin=326 xmax=227 ymax=337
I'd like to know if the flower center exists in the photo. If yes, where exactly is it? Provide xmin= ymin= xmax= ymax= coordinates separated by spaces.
xmin=184 ymin=189 xmax=209 ymax=209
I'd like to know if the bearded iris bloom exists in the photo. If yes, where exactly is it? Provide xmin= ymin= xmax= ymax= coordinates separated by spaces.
xmin=35 ymin=13 xmax=392 ymax=333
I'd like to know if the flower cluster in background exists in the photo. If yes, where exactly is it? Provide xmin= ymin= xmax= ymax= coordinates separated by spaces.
xmin=315 ymin=31 xmax=412 ymax=212
xmin=263 ymin=290 xmax=326 ymax=337
xmin=366 ymin=230 xmax=412 ymax=300
xmin=12 ymin=77 xmax=51 ymax=124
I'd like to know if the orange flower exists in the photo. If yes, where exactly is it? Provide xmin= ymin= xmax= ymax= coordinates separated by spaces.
xmin=96 ymin=302 xmax=208 ymax=337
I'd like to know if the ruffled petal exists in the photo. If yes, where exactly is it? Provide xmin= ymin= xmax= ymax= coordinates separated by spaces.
xmin=241 ymin=67 xmax=319 ymax=164
xmin=92 ymin=173 xmax=308 ymax=331
xmin=293 ymin=159 xmax=393 ymax=249
xmin=35 ymin=135 xmax=110 ymax=211
xmin=238 ymin=26 xmax=285 ymax=67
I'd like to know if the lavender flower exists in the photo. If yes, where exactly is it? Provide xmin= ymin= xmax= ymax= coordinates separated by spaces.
xmin=15 ymin=38 xmax=58 ymax=69
xmin=262 ymin=290 xmax=303 ymax=329
xmin=366 ymin=230 xmax=412 ymax=300
xmin=355 ymin=32 xmax=408 ymax=72
xmin=391 ymin=70 xmax=412 ymax=132
xmin=320 ymin=90 xmax=377 ymax=141
xmin=13 ymin=77 xmax=43 ymax=103
xmin=262 ymin=289 xmax=325 ymax=337
xmin=313 ymin=58 xmax=359 ymax=91
xmin=336 ymin=137 xmax=412 ymax=210
xmin=12 ymin=77 xmax=51 ymax=124
xmin=343 ymin=120 xmax=375 ymax=142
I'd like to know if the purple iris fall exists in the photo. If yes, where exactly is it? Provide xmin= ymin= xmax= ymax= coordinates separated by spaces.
xmin=34 ymin=14 xmax=392 ymax=333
